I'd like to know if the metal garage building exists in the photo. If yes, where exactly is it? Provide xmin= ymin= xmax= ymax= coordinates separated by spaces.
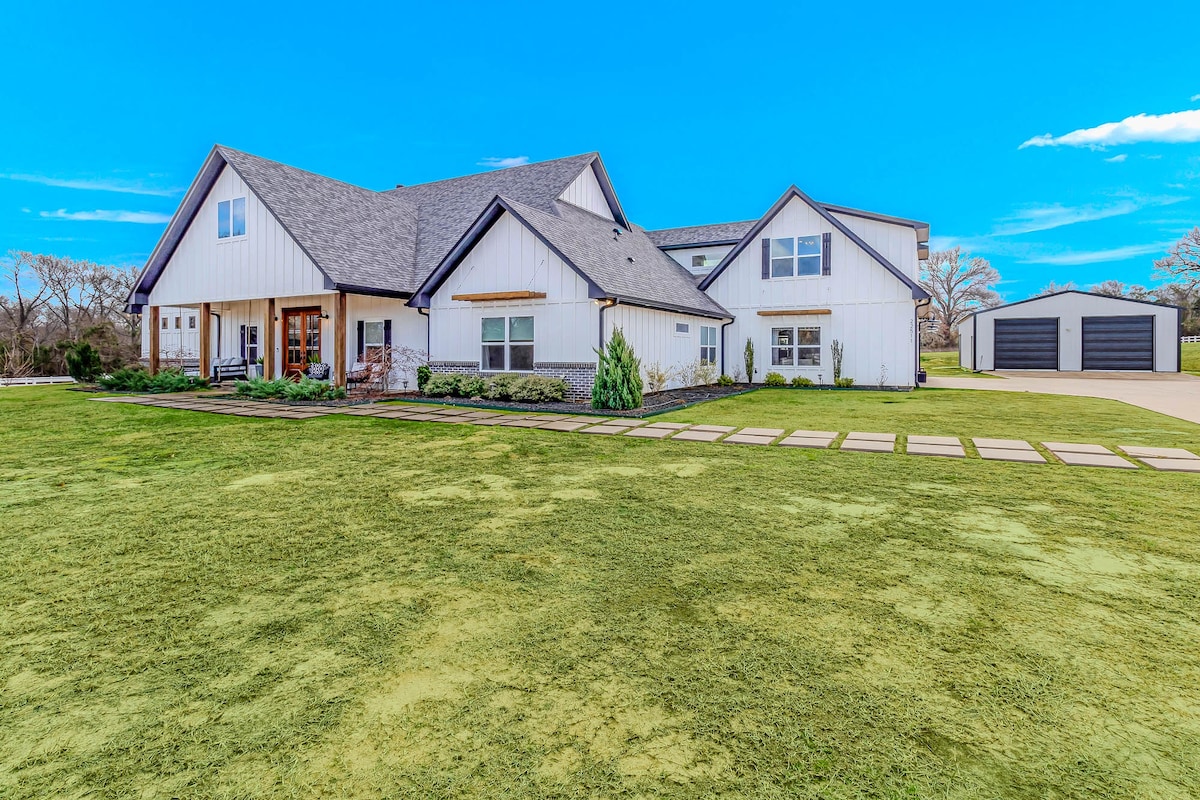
xmin=959 ymin=290 xmax=1181 ymax=373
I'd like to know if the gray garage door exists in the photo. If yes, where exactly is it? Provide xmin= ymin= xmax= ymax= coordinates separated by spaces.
xmin=994 ymin=318 xmax=1059 ymax=369
xmin=1082 ymin=315 xmax=1154 ymax=370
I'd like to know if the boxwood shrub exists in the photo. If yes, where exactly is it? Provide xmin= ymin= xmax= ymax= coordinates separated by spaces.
xmin=421 ymin=372 xmax=566 ymax=403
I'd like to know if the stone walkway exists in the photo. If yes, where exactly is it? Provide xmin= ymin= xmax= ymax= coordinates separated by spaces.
xmin=90 ymin=395 xmax=1200 ymax=473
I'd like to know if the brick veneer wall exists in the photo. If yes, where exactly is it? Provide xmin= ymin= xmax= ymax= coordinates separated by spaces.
xmin=427 ymin=360 xmax=597 ymax=402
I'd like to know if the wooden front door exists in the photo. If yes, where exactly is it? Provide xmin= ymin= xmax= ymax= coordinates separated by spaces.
xmin=283 ymin=308 xmax=322 ymax=377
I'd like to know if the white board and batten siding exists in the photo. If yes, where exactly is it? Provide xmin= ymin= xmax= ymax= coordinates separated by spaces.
xmin=705 ymin=196 xmax=917 ymax=386
xmin=605 ymin=305 xmax=722 ymax=389
xmin=140 ymin=307 xmax=201 ymax=358
xmin=428 ymin=211 xmax=600 ymax=365
xmin=557 ymin=165 xmax=614 ymax=220
xmin=148 ymin=164 xmax=330 ymax=307
xmin=663 ymin=245 xmax=736 ymax=276
xmin=829 ymin=212 xmax=920 ymax=281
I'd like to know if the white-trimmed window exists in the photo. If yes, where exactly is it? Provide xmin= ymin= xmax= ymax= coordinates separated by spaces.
xmin=187 ymin=315 xmax=196 ymax=330
xmin=245 ymin=325 xmax=259 ymax=362
xmin=770 ymin=236 xmax=821 ymax=278
xmin=771 ymin=326 xmax=821 ymax=366
xmin=161 ymin=316 xmax=169 ymax=330
xmin=363 ymin=320 xmax=386 ymax=361
xmin=174 ymin=315 xmax=181 ymax=330
xmin=691 ymin=254 xmax=720 ymax=269
xmin=700 ymin=325 xmax=717 ymax=365
xmin=217 ymin=197 xmax=247 ymax=239
xmin=675 ymin=322 xmax=690 ymax=335
xmin=482 ymin=316 xmax=534 ymax=371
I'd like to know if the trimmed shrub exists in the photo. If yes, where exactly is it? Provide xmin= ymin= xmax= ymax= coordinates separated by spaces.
xmin=764 ymin=371 xmax=787 ymax=387
xmin=233 ymin=376 xmax=342 ymax=401
xmin=835 ymin=377 xmax=855 ymax=388
xmin=459 ymin=375 xmax=488 ymax=398
xmin=422 ymin=373 xmax=461 ymax=397
xmin=592 ymin=328 xmax=642 ymax=410
xmin=416 ymin=364 xmax=432 ymax=390
xmin=791 ymin=376 xmax=814 ymax=387
xmin=717 ymin=374 xmax=734 ymax=387
xmin=65 ymin=342 xmax=102 ymax=382
xmin=508 ymin=375 xmax=567 ymax=403
xmin=484 ymin=373 xmax=520 ymax=400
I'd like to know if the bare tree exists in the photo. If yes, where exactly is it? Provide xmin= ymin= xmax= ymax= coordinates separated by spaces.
xmin=32 ymin=254 xmax=87 ymax=340
xmin=1090 ymin=279 xmax=1127 ymax=297
xmin=1154 ymin=227 xmax=1200 ymax=291
xmin=919 ymin=247 xmax=1001 ymax=346
xmin=0 ymin=251 xmax=50 ymax=339
xmin=1035 ymin=280 xmax=1077 ymax=297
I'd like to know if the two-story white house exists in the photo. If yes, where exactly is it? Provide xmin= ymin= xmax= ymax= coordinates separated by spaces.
xmin=128 ymin=146 xmax=930 ymax=397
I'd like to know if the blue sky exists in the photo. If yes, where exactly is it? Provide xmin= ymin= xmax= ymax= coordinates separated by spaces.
xmin=3 ymin=0 xmax=1199 ymax=299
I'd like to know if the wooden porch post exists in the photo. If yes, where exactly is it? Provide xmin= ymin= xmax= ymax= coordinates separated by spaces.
xmin=333 ymin=291 xmax=347 ymax=387
xmin=148 ymin=306 xmax=160 ymax=375
xmin=263 ymin=298 xmax=276 ymax=378
xmin=198 ymin=302 xmax=211 ymax=382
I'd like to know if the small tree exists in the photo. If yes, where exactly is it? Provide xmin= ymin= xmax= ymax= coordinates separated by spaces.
xmin=643 ymin=361 xmax=675 ymax=393
xmin=831 ymin=339 xmax=845 ymax=383
xmin=592 ymin=327 xmax=642 ymax=410
xmin=64 ymin=341 xmax=102 ymax=382
xmin=743 ymin=338 xmax=755 ymax=384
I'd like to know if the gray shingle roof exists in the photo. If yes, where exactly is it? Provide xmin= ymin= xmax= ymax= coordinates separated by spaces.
xmin=501 ymin=198 xmax=729 ymax=318
xmin=644 ymin=220 xmax=756 ymax=248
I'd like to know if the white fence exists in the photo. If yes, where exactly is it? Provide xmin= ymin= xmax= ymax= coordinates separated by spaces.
xmin=1183 ymin=336 xmax=1200 ymax=344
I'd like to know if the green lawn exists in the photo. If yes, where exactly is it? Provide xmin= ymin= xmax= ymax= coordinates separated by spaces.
xmin=2 ymin=387 xmax=1199 ymax=798
xmin=920 ymin=349 xmax=997 ymax=378
xmin=1183 ymin=341 xmax=1200 ymax=375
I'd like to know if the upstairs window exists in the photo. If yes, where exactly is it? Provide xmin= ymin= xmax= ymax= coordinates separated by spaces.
xmin=700 ymin=326 xmax=717 ymax=365
xmin=217 ymin=197 xmax=247 ymax=239
xmin=770 ymin=236 xmax=822 ymax=278
xmin=482 ymin=316 xmax=534 ymax=371
xmin=675 ymin=322 xmax=690 ymax=335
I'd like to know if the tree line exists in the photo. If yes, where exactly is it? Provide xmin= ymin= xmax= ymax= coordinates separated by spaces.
xmin=919 ymin=227 xmax=1200 ymax=348
xmin=1 ymin=251 xmax=141 ymax=378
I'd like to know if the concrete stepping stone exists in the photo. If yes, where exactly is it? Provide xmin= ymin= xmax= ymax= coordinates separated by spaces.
xmin=689 ymin=424 xmax=736 ymax=433
xmin=779 ymin=435 xmax=835 ymax=449
xmin=537 ymin=419 xmax=592 ymax=432
xmin=1043 ymin=442 xmax=1112 ymax=455
xmin=908 ymin=435 xmax=961 ymax=447
xmin=790 ymin=429 xmax=838 ymax=439
xmin=625 ymin=426 xmax=675 ymax=439
xmin=1118 ymin=445 xmax=1200 ymax=461
xmin=579 ymin=424 xmax=635 ymax=435
xmin=670 ymin=429 xmax=727 ymax=442
xmin=977 ymin=447 xmax=1046 ymax=464
xmin=840 ymin=438 xmax=895 ymax=453
xmin=498 ymin=418 xmax=545 ymax=427
xmin=1138 ymin=458 xmax=1200 ymax=473
xmin=645 ymin=422 xmax=690 ymax=430
xmin=973 ymin=437 xmax=1034 ymax=451
xmin=723 ymin=433 xmax=778 ymax=445
xmin=907 ymin=442 xmax=965 ymax=458
xmin=846 ymin=431 xmax=895 ymax=443
xmin=1051 ymin=450 xmax=1138 ymax=469
xmin=398 ymin=413 xmax=444 ymax=421
xmin=738 ymin=427 xmax=784 ymax=438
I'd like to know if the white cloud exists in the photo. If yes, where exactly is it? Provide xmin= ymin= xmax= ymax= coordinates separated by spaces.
xmin=1192 ymin=94 xmax=1200 ymax=102
xmin=1019 ymin=108 xmax=1200 ymax=149
xmin=39 ymin=209 xmax=172 ymax=224
xmin=476 ymin=156 xmax=530 ymax=169
xmin=0 ymin=173 xmax=181 ymax=196
xmin=1104 ymin=153 xmax=1127 ymax=163
xmin=991 ymin=194 xmax=1186 ymax=236
xmin=1018 ymin=241 xmax=1173 ymax=266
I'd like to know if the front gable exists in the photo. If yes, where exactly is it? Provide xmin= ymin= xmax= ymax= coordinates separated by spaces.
xmin=558 ymin=162 xmax=615 ymax=220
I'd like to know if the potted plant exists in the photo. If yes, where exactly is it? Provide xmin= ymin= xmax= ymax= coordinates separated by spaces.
xmin=305 ymin=354 xmax=330 ymax=381
xmin=252 ymin=356 xmax=264 ymax=379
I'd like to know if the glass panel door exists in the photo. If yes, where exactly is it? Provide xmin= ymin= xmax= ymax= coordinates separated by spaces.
xmin=283 ymin=309 xmax=321 ymax=377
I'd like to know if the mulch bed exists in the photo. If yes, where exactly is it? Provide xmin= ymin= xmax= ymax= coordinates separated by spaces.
xmin=399 ymin=384 xmax=756 ymax=417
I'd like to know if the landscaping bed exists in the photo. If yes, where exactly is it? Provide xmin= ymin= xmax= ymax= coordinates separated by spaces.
xmin=408 ymin=382 xmax=755 ymax=417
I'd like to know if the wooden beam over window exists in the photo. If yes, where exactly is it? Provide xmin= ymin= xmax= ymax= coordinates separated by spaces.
xmin=450 ymin=290 xmax=548 ymax=302
xmin=756 ymin=308 xmax=832 ymax=317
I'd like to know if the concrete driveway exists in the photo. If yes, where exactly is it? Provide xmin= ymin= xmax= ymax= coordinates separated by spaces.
xmin=927 ymin=371 xmax=1200 ymax=425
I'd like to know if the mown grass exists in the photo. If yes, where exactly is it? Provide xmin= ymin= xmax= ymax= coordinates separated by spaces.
xmin=1183 ymin=341 xmax=1199 ymax=375
xmin=2 ymin=386 xmax=1199 ymax=798
xmin=920 ymin=349 xmax=996 ymax=378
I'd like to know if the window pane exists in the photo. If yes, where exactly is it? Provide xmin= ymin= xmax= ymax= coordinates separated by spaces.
xmin=161 ymin=317 xmax=168 ymax=329
xmin=701 ymin=326 xmax=716 ymax=346
xmin=174 ymin=316 xmax=181 ymax=329
xmin=770 ymin=258 xmax=793 ymax=278
xmin=700 ymin=346 xmax=716 ymax=365
xmin=247 ymin=326 xmax=258 ymax=346
xmin=188 ymin=316 xmax=196 ymax=329
xmin=509 ymin=316 xmax=534 ymax=342
xmin=232 ymin=197 xmax=246 ymax=236
xmin=796 ymin=235 xmax=821 ymax=256
xmin=481 ymin=317 xmax=505 ymax=342
xmin=482 ymin=344 xmax=506 ymax=370
xmin=675 ymin=322 xmax=689 ymax=334
xmin=217 ymin=200 xmax=230 ymax=238
xmin=364 ymin=321 xmax=384 ymax=346
xmin=771 ymin=328 xmax=794 ymax=346
xmin=771 ymin=347 xmax=794 ymax=366
xmin=797 ymin=328 xmax=820 ymax=346
xmin=797 ymin=347 xmax=821 ymax=366
xmin=509 ymin=344 xmax=534 ymax=371
xmin=770 ymin=238 xmax=793 ymax=258
xmin=692 ymin=255 xmax=705 ymax=267
xmin=796 ymin=255 xmax=821 ymax=276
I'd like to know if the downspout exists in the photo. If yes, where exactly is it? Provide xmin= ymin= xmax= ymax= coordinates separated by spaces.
xmin=720 ymin=318 xmax=735 ymax=376
xmin=598 ymin=298 xmax=617 ymax=351
xmin=417 ymin=307 xmax=430 ymax=358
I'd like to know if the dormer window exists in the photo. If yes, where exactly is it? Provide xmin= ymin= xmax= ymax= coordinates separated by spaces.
xmin=770 ymin=236 xmax=821 ymax=277
xmin=218 ymin=197 xmax=246 ymax=239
